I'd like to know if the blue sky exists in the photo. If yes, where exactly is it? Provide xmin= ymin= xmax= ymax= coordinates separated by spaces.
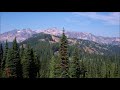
xmin=0 ymin=12 xmax=119 ymax=37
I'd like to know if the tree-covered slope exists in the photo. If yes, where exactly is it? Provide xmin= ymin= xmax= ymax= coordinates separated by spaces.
xmin=19 ymin=33 xmax=120 ymax=56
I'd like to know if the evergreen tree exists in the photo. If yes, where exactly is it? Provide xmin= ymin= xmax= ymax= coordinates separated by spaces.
xmin=12 ymin=37 xmax=22 ymax=78
xmin=19 ymin=44 xmax=24 ymax=77
xmin=0 ymin=43 xmax=3 ymax=77
xmin=114 ymin=57 xmax=119 ymax=78
xmin=59 ymin=28 xmax=69 ymax=78
xmin=80 ymin=60 xmax=87 ymax=78
xmin=33 ymin=51 xmax=40 ymax=78
xmin=54 ymin=56 xmax=61 ymax=78
xmin=118 ymin=58 xmax=120 ymax=77
xmin=5 ymin=48 xmax=14 ymax=78
xmin=69 ymin=41 xmax=80 ymax=78
xmin=22 ymin=44 xmax=37 ymax=78
xmin=105 ymin=59 xmax=111 ymax=78
xmin=49 ymin=56 xmax=56 ymax=78
xmin=1 ymin=40 xmax=8 ymax=71
xmin=85 ymin=58 xmax=91 ymax=78
xmin=22 ymin=45 xmax=29 ymax=78
xmin=20 ymin=44 xmax=24 ymax=59
xmin=0 ymin=43 xmax=3 ymax=68
xmin=49 ymin=55 xmax=61 ymax=78
xmin=96 ymin=59 xmax=102 ymax=78
xmin=29 ymin=48 xmax=37 ymax=78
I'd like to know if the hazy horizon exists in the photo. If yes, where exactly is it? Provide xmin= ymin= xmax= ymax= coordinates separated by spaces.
xmin=0 ymin=12 xmax=120 ymax=37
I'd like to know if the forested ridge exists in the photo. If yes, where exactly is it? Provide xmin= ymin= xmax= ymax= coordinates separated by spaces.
xmin=0 ymin=29 xmax=120 ymax=78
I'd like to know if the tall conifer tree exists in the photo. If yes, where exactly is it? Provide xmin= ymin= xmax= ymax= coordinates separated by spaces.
xmin=20 ymin=44 xmax=24 ymax=59
xmin=22 ymin=45 xmax=29 ymax=78
xmin=5 ymin=48 xmax=14 ymax=78
xmin=1 ymin=40 xmax=8 ymax=71
xmin=69 ymin=41 xmax=80 ymax=78
xmin=33 ymin=51 xmax=40 ymax=78
xmin=22 ymin=44 xmax=37 ymax=78
xmin=0 ymin=43 xmax=3 ymax=68
xmin=59 ymin=28 xmax=69 ymax=78
xmin=12 ymin=37 xmax=22 ymax=78
xmin=0 ymin=43 xmax=3 ymax=77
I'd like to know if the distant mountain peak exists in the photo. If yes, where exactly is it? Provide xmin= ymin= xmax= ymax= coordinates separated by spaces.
xmin=0 ymin=28 xmax=37 ymax=43
xmin=0 ymin=27 xmax=120 ymax=45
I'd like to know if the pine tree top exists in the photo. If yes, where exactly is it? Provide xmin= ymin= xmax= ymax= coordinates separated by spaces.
xmin=63 ymin=27 xmax=65 ymax=34
xmin=12 ymin=37 xmax=18 ymax=50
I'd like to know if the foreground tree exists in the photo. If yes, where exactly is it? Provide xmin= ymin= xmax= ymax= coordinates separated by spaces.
xmin=33 ymin=51 xmax=40 ymax=78
xmin=12 ymin=37 xmax=22 ymax=78
xmin=0 ymin=43 xmax=3 ymax=77
xmin=5 ymin=38 xmax=22 ymax=78
xmin=22 ymin=44 xmax=37 ymax=78
xmin=0 ymin=43 xmax=3 ymax=68
xmin=1 ymin=40 xmax=8 ymax=71
xmin=80 ymin=59 xmax=87 ymax=78
xmin=69 ymin=41 xmax=80 ymax=78
xmin=5 ymin=48 xmax=14 ymax=77
xmin=22 ymin=45 xmax=29 ymax=78
xmin=20 ymin=44 xmax=24 ymax=59
xmin=1 ymin=40 xmax=8 ymax=77
xmin=49 ymin=56 xmax=56 ymax=78
xmin=59 ymin=28 xmax=69 ymax=78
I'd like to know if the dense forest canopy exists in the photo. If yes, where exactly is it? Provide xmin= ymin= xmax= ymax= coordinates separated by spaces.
xmin=0 ymin=30 xmax=120 ymax=78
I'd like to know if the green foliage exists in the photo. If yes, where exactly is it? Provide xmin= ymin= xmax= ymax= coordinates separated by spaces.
xmin=12 ymin=37 xmax=22 ymax=78
xmin=54 ymin=57 xmax=61 ymax=78
xmin=0 ymin=43 xmax=3 ymax=67
xmin=20 ymin=44 xmax=24 ymax=59
xmin=1 ymin=40 xmax=8 ymax=71
xmin=0 ymin=43 xmax=3 ymax=77
xmin=69 ymin=41 xmax=80 ymax=78
xmin=59 ymin=29 xmax=69 ymax=78
xmin=49 ymin=55 xmax=61 ymax=78
xmin=20 ymin=32 xmax=120 ymax=78
xmin=1 ymin=32 xmax=120 ymax=78
xmin=22 ymin=44 xmax=38 ymax=78
xmin=33 ymin=51 xmax=40 ymax=78
xmin=5 ymin=48 xmax=14 ymax=78
xmin=22 ymin=46 xmax=29 ymax=78
xmin=0 ymin=43 xmax=3 ymax=66
xmin=49 ymin=56 xmax=56 ymax=78
xmin=80 ymin=60 xmax=87 ymax=78
xmin=4 ymin=38 xmax=22 ymax=78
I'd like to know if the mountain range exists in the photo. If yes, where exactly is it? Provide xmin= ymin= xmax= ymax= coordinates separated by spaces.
xmin=0 ymin=27 xmax=120 ymax=45
xmin=19 ymin=33 xmax=120 ymax=56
